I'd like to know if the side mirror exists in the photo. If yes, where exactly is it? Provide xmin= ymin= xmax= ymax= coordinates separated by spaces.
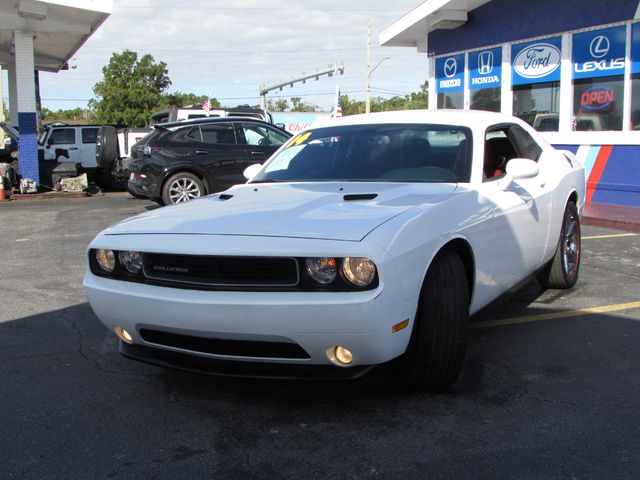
xmin=243 ymin=163 xmax=263 ymax=181
xmin=275 ymin=123 xmax=286 ymax=130
xmin=499 ymin=158 xmax=539 ymax=191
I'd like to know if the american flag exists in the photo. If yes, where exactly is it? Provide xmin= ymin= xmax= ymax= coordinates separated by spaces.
xmin=331 ymin=86 xmax=342 ymax=118
xmin=202 ymin=97 xmax=211 ymax=115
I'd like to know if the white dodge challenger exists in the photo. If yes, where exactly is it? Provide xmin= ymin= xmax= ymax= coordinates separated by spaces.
xmin=84 ymin=111 xmax=585 ymax=389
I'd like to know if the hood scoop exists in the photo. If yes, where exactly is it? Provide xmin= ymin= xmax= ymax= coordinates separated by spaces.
xmin=218 ymin=193 xmax=234 ymax=201
xmin=343 ymin=193 xmax=377 ymax=201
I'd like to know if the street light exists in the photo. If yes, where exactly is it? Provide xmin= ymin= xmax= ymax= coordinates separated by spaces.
xmin=365 ymin=57 xmax=390 ymax=114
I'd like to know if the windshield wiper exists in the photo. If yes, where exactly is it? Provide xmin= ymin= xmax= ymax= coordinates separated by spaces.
xmin=249 ymin=178 xmax=281 ymax=184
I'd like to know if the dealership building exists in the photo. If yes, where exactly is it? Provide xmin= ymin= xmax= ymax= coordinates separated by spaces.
xmin=381 ymin=0 xmax=640 ymax=207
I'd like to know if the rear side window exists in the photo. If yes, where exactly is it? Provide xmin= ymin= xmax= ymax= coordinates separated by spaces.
xmin=200 ymin=124 xmax=237 ymax=145
xmin=82 ymin=128 xmax=99 ymax=144
xmin=49 ymin=128 xmax=75 ymax=145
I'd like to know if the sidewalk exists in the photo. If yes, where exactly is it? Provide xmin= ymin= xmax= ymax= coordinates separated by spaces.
xmin=583 ymin=202 xmax=640 ymax=233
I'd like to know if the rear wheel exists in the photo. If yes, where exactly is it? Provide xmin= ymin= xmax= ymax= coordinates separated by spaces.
xmin=538 ymin=201 xmax=580 ymax=289
xmin=162 ymin=172 xmax=205 ymax=205
xmin=403 ymin=251 xmax=470 ymax=390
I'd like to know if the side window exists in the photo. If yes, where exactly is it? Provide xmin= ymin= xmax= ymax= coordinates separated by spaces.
xmin=483 ymin=128 xmax=519 ymax=181
xmin=185 ymin=126 xmax=202 ymax=142
xmin=82 ymin=128 xmax=99 ymax=144
xmin=241 ymin=124 xmax=289 ymax=146
xmin=199 ymin=124 xmax=237 ymax=145
xmin=509 ymin=125 xmax=543 ymax=161
xmin=49 ymin=128 xmax=75 ymax=145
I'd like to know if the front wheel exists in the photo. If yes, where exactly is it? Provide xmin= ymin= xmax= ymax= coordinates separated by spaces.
xmin=538 ymin=201 xmax=580 ymax=289
xmin=402 ymin=251 xmax=470 ymax=390
xmin=162 ymin=172 xmax=205 ymax=205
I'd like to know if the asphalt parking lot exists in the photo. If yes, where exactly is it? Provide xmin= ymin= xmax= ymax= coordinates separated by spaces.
xmin=1 ymin=193 xmax=639 ymax=480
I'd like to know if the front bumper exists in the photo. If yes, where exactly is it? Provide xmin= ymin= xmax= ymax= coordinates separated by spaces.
xmin=120 ymin=341 xmax=374 ymax=379
xmin=84 ymin=270 xmax=417 ymax=373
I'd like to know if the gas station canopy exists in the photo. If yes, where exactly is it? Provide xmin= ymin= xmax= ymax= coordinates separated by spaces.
xmin=0 ymin=0 xmax=112 ymax=72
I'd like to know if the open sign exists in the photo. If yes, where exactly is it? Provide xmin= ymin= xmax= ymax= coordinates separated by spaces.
xmin=581 ymin=86 xmax=614 ymax=111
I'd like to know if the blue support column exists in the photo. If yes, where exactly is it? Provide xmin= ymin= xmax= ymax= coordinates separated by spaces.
xmin=18 ymin=112 xmax=39 ymax=185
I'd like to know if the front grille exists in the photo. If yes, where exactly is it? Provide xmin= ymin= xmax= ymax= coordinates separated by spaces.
xmin=139 ymin=329 xmax=310 ymax=359
xmin=143 ymin=254 xmax=299 ymax=288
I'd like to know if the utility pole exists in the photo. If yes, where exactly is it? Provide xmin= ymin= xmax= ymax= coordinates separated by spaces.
xmin=365 ymin=18 xmax=372 ymax=114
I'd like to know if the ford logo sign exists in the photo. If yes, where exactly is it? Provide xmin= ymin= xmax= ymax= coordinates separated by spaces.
xmin=513 ymin=43 xmax=561 ymax=79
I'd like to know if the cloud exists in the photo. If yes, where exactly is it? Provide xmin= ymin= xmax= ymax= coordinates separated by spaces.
xmin=36 ymin=0 xmax=427 ymax=111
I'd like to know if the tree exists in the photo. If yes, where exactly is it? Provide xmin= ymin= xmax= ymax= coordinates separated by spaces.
xmin=266 ymin=98 xmax=289 ymax=112
xmin=161 ymin=92 xmax=220 ymax=110
xmin=90 ymin=50 xmax=171 ymax=127
xmin=290 ymin=97 xmax=318 ymax=112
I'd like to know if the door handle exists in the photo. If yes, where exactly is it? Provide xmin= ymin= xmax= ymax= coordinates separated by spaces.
xmin=250 ymin=151 xmax=264 ymax=156
xmin=68 ymin=147 xmax=79 ymax=151
xmin=194 ymin=150 xmax=209 ymax=155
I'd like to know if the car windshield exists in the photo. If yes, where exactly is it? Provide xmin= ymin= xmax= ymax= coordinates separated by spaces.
xmin=250 ymin=123 xmax=472 ymax=183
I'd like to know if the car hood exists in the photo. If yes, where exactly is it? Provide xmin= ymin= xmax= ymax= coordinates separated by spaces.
xmin=0 ymin=122 xmax=19 ymax=142
xmin=104 ymin=182 xmax=460 ymax=241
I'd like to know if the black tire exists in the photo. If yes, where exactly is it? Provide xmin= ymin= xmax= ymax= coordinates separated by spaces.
xmin=96 ymin=125 xmax=118 ymax=170
xmin=162 ymin=172 xmax=205 ymax=205
xmin=538 ymin=201 xmax=581 ymax=289
xmin=403 ymin=251 xmax=470 ymax=390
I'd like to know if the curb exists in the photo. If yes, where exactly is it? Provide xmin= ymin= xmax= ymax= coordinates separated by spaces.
xmin=583 ymin=216 xmax=640 ymax=234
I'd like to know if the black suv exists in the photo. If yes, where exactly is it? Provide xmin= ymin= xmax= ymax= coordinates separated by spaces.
xmin=128 ymin=117 xmax=291 ymax=204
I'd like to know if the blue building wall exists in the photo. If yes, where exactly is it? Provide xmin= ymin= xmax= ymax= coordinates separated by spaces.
xmin=428 ymin=0 xmax=639 ymax=56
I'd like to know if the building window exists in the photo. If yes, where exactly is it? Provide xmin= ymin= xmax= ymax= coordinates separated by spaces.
xmin=471 ymin=88 xmax=501 ymax=112
xmin=512 ymin=82 xmax=560 ymax=131
xmin=572 ymin=76 xmax=624 ymax=131
xmin=437 ymin=91 xmax=464 ymax=109
xmin=632 ymin=75 xmax=640 ymax=131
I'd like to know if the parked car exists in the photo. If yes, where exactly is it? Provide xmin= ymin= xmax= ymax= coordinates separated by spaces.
xmin=149 ymin=105 xmax=272 ymax=125
xmin=84 ymin=110 xmax=585 ymax=389
xmin=127 ymin=117 xmax=291 ymax=204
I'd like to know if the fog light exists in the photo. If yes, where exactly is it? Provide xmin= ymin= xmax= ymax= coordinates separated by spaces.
xmin=113 ymin=325 xmax=133 ymax=344
xmin=335 ymin=346 xmax=353 ymax=365
xmin=326 ymin=345 xmax=353 ymax=366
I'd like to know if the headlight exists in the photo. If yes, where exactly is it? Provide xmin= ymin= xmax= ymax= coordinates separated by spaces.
xmin=305 ymin=257 xmax=337 ymax=284
xmin=95 ymin=249 xmax=116 ymax=273
xmin=118 ymin=251 xmax=142 ymax=274
xmin=341 ymin=257 xmax=377 ymax=287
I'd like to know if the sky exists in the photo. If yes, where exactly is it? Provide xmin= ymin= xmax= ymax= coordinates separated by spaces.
xmin=4 ymin=0 xmax=428 ymax=112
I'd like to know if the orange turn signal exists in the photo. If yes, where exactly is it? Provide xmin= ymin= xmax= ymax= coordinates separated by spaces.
xmin=392 ymin=319 xmax=410 ymax=333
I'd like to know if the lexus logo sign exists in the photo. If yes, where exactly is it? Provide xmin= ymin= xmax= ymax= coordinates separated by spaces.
xmin=590 ymin=35 xmax=610 ymax=59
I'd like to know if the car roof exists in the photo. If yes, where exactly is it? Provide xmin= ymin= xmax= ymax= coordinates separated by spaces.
xmin=155 ymin=116 xmax=276 ymax=130
xmin=317 ymin=109 xmax=529 ymax=130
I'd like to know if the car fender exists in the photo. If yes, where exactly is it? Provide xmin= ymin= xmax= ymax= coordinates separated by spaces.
xmin=367 ymin=192 xmax=477 ymax=304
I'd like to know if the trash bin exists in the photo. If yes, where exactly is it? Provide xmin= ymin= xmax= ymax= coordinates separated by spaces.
xmin=51 ymin=162 xmax=78 ymax=191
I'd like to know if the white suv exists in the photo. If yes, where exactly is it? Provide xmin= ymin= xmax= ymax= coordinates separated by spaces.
xmin=38 ymin=125 xmax=101 ymax=167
